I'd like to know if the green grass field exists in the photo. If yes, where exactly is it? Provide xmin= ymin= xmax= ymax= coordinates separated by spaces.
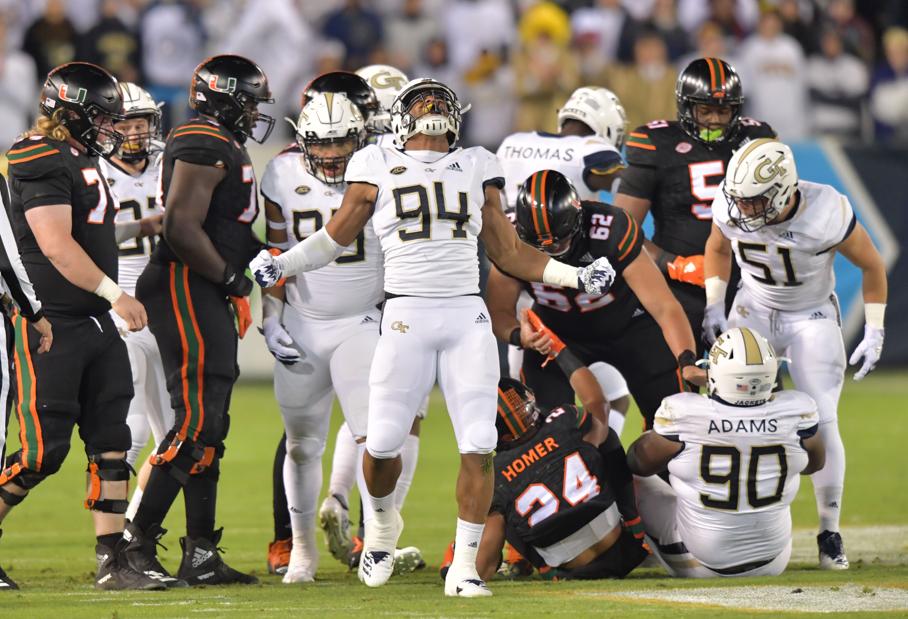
xmin=1 ymin=371 xmax=906 ymax=617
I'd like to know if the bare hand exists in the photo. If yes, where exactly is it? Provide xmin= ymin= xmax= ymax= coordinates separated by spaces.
xmin=32 ymin=317 xmax=53 ymax=353
xmin=519 ymin=308 xmax=553 ymax=356
xmin=112 ymin=293 xmax=147 ymax=332
xmin=139 ymin=213 xmax=164 ymax=237
xmin=682 ymin=365 xmax=707 ymax=387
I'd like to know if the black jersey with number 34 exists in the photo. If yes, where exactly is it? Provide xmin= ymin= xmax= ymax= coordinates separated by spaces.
xmin=515 ymin=200 xmax=644 ymax=342
xmin=490 ymin=405 xmax=616 ymax=550
xmin=7 ymin=136 xmax=118 ymax=316
xmin=619 ymin=119 xmax=775 ymax=257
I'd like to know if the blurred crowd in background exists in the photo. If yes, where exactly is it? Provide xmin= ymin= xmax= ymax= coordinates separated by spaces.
xmin=1 ymin=0 xmax=907 ymax=151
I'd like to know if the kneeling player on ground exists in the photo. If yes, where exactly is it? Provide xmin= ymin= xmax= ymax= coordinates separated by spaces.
xmin=628 ymin=327 xmax=825 ymax=578
xmin=465 ymin=320 xmax=648 ymax=581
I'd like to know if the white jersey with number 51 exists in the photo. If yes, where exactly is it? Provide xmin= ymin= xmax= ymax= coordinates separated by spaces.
xmin=344 ymin=144 xmax=505 ymax=297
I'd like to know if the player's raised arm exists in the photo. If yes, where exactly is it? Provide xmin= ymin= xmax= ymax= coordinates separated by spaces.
xmin=836 ymin=221 xmax=888 ymax=380
xmin=702 ymin=222 xmax=733 ymax=344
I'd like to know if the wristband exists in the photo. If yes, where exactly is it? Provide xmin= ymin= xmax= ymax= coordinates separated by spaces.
xmin=555 ymin=348 xmax=585 ymax=377
xmin=656 ymin=250 xmax=678 ymax=273
xmin=94 ymin=275 xmax=124 ymax=304
xmin=542 ymin=259 xmax=579 ymax=289
xmin=222 ymin=264 xmax=253 ymax=297
xmin=677 ymin=349 xmax=697 ymax=370
xmin=865 ymin=303 xmax=885 ymax=329
xmin=508 ymin=326 xmax=522 ymax=348
xmin=705 ymin=276 xmax=728 ymax=306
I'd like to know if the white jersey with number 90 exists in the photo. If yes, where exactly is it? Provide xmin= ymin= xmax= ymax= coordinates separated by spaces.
xmin=345 ymin=144 xmax=504 ymax=297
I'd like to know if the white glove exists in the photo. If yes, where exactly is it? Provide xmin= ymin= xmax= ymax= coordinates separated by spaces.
xmin=702 ymin=302 xmax=728 ymax=345
xmin=848 ymin=325 xmax=884 ymax=381
xmin=250 ymin=249 xmax=284 ymax=288
xmin=260 ymin=314 xmax=302 ymax=365
xmin=577 ymin=257 xmax=616 ymax=295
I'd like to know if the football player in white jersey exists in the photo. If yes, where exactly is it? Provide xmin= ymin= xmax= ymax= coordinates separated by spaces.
xmin=496 ymin=86 xmax=631 ymax=437
xmin=250 ymin=78 xmax=615 ymax=596
xmin=97 ymin=84 xmax=176 ymax=539
xmin=702 ymin=138 xmax=888 ymax=569
xmin=628 ymin=327 xmax=825 ymax=578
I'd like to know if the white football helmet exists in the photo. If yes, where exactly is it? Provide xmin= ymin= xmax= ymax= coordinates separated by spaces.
xmin=116 ymin=82 xmax=162 ymax=161
xmin=706 ymin=327 xmax=784 ymax=407
xmin=557 ymin=87 xmax=627 ymax=149
xmin=287 ymin=92 xmax=365 ymax=184
xmin=355 ymin=64 xmax=409 ymax=134
xmin=724 ymin=138 xmax=798 ymax=232
xmin=390 ymin=78 xmax=467 ymax=149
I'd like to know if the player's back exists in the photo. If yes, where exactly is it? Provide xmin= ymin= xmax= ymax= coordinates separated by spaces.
xmin=154 ymin=118 xmax=260 ymax=272
xmin=655 ymin=391 xmax=819 ymax=568
xmin=712 ymin=179 xmax=855 ymax=311
xmin=496 ymin=131 xmax=622 ymax=207
xmin=7 ymin=135 xmax=118 ymax=316
xmin=100 ymin=152 xmax=162 ymax=296
xmin=344 ymin=143 xmax=504 ymax=298
xmin=261 ymin=146 xmax=383 ymax=319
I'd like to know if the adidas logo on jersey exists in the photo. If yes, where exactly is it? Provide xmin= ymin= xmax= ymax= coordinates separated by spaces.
xmin=361 ymin=315 xmax=376 ymax=324
xmin=446 ymin=161 xmax=463 ymax=172
xmin=810 ymin=311 xmax=826 ymax=320
xmin=475 ymin=312 xmax=489 ymax=324
xmin=779 ymin=230 xmax=795 ymax=241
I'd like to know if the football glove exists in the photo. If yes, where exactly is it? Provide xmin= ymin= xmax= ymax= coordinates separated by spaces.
xmin=667 ymin=255 xmax=705 ymax=287
xmin=260 ymin=314 xmax=302 ymax=365
xmin=229 ymin=296 xmax=252 ymax=338
xmin=848 ymin=325 xmax=884 ymax=381
xmin=702 ymin=301 xmax=728 ymax=345
xmin=251 ymin=248 xmax=285 ymax=288
xmin=526 ymin=309 xmax=566 ymax=367
xmin=577 ymin=257 xmax=616 ymax=296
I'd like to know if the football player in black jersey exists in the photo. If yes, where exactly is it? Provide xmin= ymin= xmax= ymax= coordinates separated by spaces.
xmin=0 ymin=62 xmax=160 ymax=591
xmin=615 ymin=58 xmax=775 ymax=353
xmin=486 ymin=170 xmax=704 ymax=428
xmin=119 ymin=55 xmax=273 ymax=587
xmin=464 ymin=330 xmax=648 ymax=581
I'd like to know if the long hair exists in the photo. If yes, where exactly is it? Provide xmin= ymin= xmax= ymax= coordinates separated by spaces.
xmin=24 ymin=109 xmax=71 ymax=142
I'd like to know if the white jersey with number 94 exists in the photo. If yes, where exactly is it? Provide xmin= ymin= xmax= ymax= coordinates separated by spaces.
xmin=344 ymin=144 xmax=505 ymax=297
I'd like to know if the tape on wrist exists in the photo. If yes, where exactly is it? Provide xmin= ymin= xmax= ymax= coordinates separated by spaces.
xmin=705 ymin=276 xmax=727 ymax=306
xmin=94 ymin=275 xmax=123 ymax=304
xmin=865 ymin=303 xmax=885 ymax=330
xmin=542 ymin=259 xmax=579 ymax=289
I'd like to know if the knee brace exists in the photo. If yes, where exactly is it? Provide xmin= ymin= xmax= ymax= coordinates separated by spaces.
xmin=0 ymin=485 xmax=26 ymax=507
xmin=150 ymin=432 xmax=222 ymax=485
xmin=84 ymin=454 xmax=134 ymax=513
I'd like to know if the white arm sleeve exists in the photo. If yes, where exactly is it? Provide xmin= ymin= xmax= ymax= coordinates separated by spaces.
xmin=274 ymin=227 xmax=346 ymax=275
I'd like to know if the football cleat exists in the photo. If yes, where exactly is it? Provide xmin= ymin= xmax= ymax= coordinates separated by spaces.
xmin=498 ymin=543 xmax=533 ymax=579
xmin=357 ymin=511 xmax=403 ymax=587
xmin=282 ymin=532 xmax=319 ymax=584
xmin=177 ymin=529 xmax=258 ymax=586
xmin=319 ymin=494 xmax=353 ymax=563
xmin=818 ymin=530 xmax=849 ymax=570
xmin=119 ymin=523 xmax=189 ymax=588
xmin=439 ymin=540 xmax=455 ymax=580
xmin=0 ymin=565 xmax=18 ymax=590
xmin=95 ymin=543 xmax=165 ymax=591
xmin=393 ymin=546 xmax=425 ymax=576
xmin=347 ymin=535 xmax=363 ymax=570
xmin=444 ymin=567 xmax=492 ymax=598
xmin=267 ymin=537 xmax=292 ymax=575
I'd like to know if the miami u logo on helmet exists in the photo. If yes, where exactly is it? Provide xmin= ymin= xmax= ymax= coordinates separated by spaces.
xmin=58 ymin=84 xmax=87 ymax=104
xmin=208 ymin=75 xmax=237 ymax=93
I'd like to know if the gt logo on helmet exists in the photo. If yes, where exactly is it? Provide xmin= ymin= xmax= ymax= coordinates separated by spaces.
xmin=208 ymin=75 xmax=237 ymax=93
xmin=753 ymin=153 xmax=789 ymax=184
xmin=58 ymin=84 xmax=87 ymax=104
xmin=368 ymin=70 xmax=407 ymax=91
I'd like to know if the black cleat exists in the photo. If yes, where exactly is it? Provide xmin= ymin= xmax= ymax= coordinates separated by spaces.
xmin=119 ymin=522 xmax=189 ymax=588
xmin=177 ymin=528 xmax=258 ymax=586
xmin=818 ymin=530 xmax=849 ymax=570
xmin=0 ymin=530 xmax=19 ymax=590
xmin=95 ymin=543 xmax=166 ymax=590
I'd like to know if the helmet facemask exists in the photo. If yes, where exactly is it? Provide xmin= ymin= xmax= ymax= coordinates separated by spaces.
xmin=725 ymin=186 xmax=783 ymax=232
xmin=234 ymin=91 xmax=275 ymax=144
xmin=496 ymin=380 xmax=541 ymax=451
xmin=300 ymin=135 xmax=361 ymax=185
xmin=679 ymin=99 xmax=742 ymax=145
xmin=391 ymin=80 xmax=464 ymax=148
xmin=78 ymin=104 xmax=125 ymax=159
xmin=115 ymin=114 xmax=158 ymax=162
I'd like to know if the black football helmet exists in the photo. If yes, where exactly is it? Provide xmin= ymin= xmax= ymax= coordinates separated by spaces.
xmin=190 ymin=54 xmax=275 ymax=143
xmin=676 ymin=57 xmax=744 ymax=145
xmin=496 ymin=378 xmax=541 ymax=451
xmin=301 ymin=71 xmax=380 ymax=122
xmin=515 ymin=170 xmax=583 ymax=257
xmin=40 ymin=62 xmax=125 ymax=158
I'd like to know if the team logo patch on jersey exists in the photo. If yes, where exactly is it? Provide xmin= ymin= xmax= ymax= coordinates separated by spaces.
xmin=676 ymin=142 xmax=692 ymax=154
xmin=391 ymin=320 xmax=409 ymax=333
xmin=390 ymin=166 xmax=407 ymax=175
xmin=295 ymin=185 xmax=310 ymax=195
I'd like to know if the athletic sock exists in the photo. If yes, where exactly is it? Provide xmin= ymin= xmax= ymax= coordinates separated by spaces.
xmin=355 ymin=442 xmax=374 ymax=527
xmin=451 ymin=518 xmax=484 ymax=573
xmin=283 ymin=440 xmax=322 ymax=543
xmin=327 ymin=423 xmax=358 ymax=501
xmin=125 ymin=487 xmax=143 ymax=522
xmin=97 ymin=532 xmax=121 ymax=549
xmin=272 ymin=433 xmax=292 ymax=540
xmin=394 ymin=434 xmax=419 ymax=511
xmin=184 ymin=472 xmax=217 ymax=541
xmin=815 ymin=486 xmax=843 ymax=533
xmin=367 ymin=490 xmax=396 ymax=530
xmin=132 ymin=467 xmax=182 ymax=534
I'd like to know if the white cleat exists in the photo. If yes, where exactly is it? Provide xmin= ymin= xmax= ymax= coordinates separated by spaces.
xmin=282 ymin=534 xmax=319 ymax=584
xmin=393 ymin=546 xmax=425 ymax=576
xmin=445 ymin=567 xmax=492 ymax=597
xmin=282 ymin=564 xmax=316 ymax=584
xmin=319 ymin=494 xmax=353 ymax=562
xmin=357 ymin=511 xmax=403 ymax=588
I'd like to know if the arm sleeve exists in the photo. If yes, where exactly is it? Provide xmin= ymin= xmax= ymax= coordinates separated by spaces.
xmin=0 ymin=175 xmax=42 ymax=320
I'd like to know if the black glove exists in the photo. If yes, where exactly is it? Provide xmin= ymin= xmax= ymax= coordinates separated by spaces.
xmin=222 ymin=263 xmax=253 ymax=297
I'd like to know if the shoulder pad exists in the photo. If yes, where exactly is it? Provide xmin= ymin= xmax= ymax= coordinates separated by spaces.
xmin=739 ymin=119 xmax=777 ymax=140
xmin=7 ymin=137 xmax=65 ymax=179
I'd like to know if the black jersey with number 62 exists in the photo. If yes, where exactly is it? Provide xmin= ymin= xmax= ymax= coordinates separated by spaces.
xmin=618 ymin=119 xmax=775 ymax=257
xmin=490 ymin=405 xmax=616 ymax=550
xmin=7 ymin=136 xmax=118 ymax=317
